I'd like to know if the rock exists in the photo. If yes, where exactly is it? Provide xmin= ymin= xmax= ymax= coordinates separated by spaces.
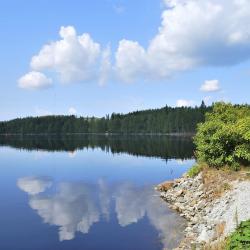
xmin=195 ymin=191 xmax=204 ymax=198
xmin=156 ymin=180 xmax=174 ymax=191
xmin=197 ymin=228 xmax=209 ymax=242
xmin=197 ymin=200 xmax=206 ymax=210
xmin=176 ymin=189 xmax=184 ymax=197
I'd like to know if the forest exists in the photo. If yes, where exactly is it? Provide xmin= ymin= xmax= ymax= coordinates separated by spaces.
xmin=0 ymin=102 xmax=210 ymax=134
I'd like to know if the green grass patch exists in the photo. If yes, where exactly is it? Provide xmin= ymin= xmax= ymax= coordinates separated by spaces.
xmin=187 ymin=164 xmax=203 ymax=178
xmin=226 ymin=220 xmax=250 ymax=249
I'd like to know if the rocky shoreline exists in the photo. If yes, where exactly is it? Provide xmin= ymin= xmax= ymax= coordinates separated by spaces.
xmin=156 ymin=170 xmax=250 ymax=249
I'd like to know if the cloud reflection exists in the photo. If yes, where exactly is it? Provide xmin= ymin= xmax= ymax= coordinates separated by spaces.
xmin=17 ymin=176 xmax=52 ymax=195
xmin=17 ymin=177 xmax=185 ymax=249
xmin=29 ymin=182 xmax=99 ymax=241
xmin=114 ymin=183 xmax=185 ymax=249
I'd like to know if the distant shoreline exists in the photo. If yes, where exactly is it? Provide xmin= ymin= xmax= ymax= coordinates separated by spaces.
xmin=0 ymin=132 xmax=195 ymax=137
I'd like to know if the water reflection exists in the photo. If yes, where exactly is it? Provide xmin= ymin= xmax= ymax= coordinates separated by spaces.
xmin=1 ymin=134 xmax=194 ymax=160
xmin=17 ymin=176 xmax=186 ymax=249
xmin=17 ymin=176 xmax=52 ymax=195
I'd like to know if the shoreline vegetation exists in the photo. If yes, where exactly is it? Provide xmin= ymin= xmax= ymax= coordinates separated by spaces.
xmin=157 ymin=102 xmax=250 ymax=249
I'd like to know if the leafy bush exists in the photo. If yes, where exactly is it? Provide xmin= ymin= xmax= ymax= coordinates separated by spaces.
xmin=226 ymin=220 xmax=250 ymax=249
xmin=187 ymin=164 xmax=202 ymax=178
xmin=194 ymin=103 xmax=250 ymax=169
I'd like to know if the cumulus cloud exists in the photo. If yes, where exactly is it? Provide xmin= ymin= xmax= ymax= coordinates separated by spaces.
xmin=115 ymin=40 xmax=147 ymax=82
xmin=115 ymin=0 xmax=250 ymax=81
xmin=176 ymin=99 xmax=194 ymax=107
xmin=18 ymin=26 xmax=103 ymax=89
xmin=17 ymin=176 xmax=52 ymax=195
xmin=30 ymin=26 xmax=101 ymax=83
xmin=18 ymin=71 xmax=52 ymax=90
xmin=200 ymin=80 xmax=220 ymax=92
xmin=99 ymin=46 xmax=112 ymax=86
xmin=68 ymin=107 xmax=77 ymax=115
xmin=19 ymin=1 xmax=250 ymax=87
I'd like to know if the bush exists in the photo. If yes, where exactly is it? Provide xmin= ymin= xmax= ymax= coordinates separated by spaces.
xmin=226 ymin=220 xmax=250 ymax=249
xmin=194 ymin=103 xmax=250 ymax=169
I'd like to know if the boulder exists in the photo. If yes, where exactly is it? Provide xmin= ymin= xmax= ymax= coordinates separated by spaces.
xmin=156 ymin=180 xmax=175 ymax=191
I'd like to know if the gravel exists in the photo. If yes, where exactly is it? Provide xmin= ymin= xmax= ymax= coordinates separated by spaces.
xmin=157 ymin=173 xmax=250 ymax=249
xmin=207 ymin=181 xmax=250 ymax=236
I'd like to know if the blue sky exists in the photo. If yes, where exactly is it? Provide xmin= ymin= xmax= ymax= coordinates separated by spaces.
xmin=0 ymin=0 xmax=249 ymax=120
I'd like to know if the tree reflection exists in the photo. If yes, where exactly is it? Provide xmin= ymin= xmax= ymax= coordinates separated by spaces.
xmin=1 ymin=134 xmax=194 ymax=160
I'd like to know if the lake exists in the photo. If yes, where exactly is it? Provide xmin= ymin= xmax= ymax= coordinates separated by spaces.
xmin=0 ymin=135 xmax=195 ymax=250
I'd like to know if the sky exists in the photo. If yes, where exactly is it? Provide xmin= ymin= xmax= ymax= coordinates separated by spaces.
xmin=0 ymin=0 xmax=250 ymax=121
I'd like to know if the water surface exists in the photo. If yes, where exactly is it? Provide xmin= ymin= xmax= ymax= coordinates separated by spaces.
xmin=0 ymin=135 xmax=194 ymax=250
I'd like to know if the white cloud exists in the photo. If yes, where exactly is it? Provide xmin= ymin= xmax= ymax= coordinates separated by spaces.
xmin=19 ymin=1 xmax=250 ymax=86
xmin=200 ymin=79 xmax=220 ymax=92
xmin=115 ymin=40 xmax=147 ymax=82
xmin=115 ymin=0 xmax=250 ymax=82
xmin=68 ymin=107 xmax=77 ymax=115
xmin=30 ymin=26 xmax=101 ymax=83
xmin=18 ymin=71 xmax=52 ymax=90
xmin=17 ymin=176 xmax=52 ymax=195
xmin=176 ymin=99 xmax=194 ymax=107
xmin=99 ymin=46 xmax=111 ymax=86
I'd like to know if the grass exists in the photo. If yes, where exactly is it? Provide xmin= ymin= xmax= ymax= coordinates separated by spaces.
xmin=187 ymin=163 xmax=250 ymax=200
xmin=200 ymin=219 xmax=250 ymax=250
xmin=225 ymin=220 xmax=250 ymax=250
xmin=187 ymin=164 xmax=203 ymax=177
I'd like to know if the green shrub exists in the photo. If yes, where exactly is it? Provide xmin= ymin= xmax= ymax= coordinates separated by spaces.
xmin=187 ymin=164 xmax=202 ymax=178
xmin=226 ymin=220 xmax=250 ymax=249
xmin=194 ymin=103 xmax=250 ymax=169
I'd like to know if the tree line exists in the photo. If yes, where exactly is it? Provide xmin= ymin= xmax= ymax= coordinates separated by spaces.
xmin=0 ymin=101 xmax=210 ymax=134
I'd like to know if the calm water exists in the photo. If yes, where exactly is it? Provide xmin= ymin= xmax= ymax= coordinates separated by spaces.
xmin=0 ymin=135 xmax=195 ymax=250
